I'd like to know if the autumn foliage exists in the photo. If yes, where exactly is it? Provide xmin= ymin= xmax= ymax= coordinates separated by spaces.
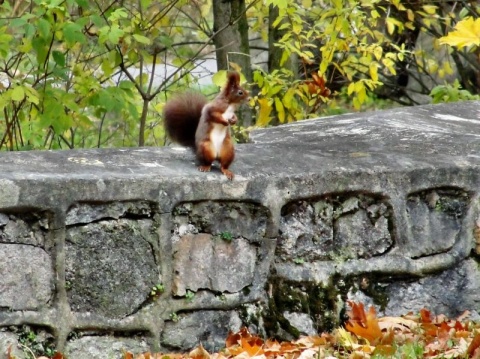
xmin=120 ymin=302 xmax=480 ymax=359
xmin=12 ymin=302 xmax=480 ymax=358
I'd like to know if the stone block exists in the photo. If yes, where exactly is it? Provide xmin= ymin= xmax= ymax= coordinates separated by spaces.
xmin=161 ymin=310 xmax=242 ymax=351
xmin=283 ymin=312 xmax=316 ymax=336
xmin=173 ymin=234 xmax=256 ymax=296
xmin=0 ymin=332 xmax=26 ymax=359
xmin=278 ymin=194 xmax=393 ymax=261
xmin=66 ymin=201 xmax=154 ymax=225
xmin=348 ymin=258 xmax=480 ymax=320
xmin=172 ymin=201 xmax=269 ymax=241
xmin=0 ymin=244 xmax=53 ymax=310
xmin=0 ymin=180 xmax=20 ymax=208
xmin=65 ymin=336 xmax=149 ymax=359
xmin=406 ymin=188 xmax=469 ymax=257
xmin=0 ymin=212 xmax=49 ymax=246
xmin=65 ymin=218 xmax=159 ymax=318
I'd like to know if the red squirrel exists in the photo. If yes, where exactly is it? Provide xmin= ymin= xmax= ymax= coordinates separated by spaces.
xmin=163 ymin=71 xmax=249 ymax=180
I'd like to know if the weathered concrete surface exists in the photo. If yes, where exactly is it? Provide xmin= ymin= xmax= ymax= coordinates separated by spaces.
xmin=65 ymin=217 xmax=159 ymax=318
xmin=0 ymin=101 xmax=479 ymax=356
xmin=161 ymin=310 xmax=242 ymax=351
xmin=65 ymin=336 xmax=150 ymax=359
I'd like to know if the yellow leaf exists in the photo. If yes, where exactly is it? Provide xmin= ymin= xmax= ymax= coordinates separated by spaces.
xmin=382 ymin=58 xmax=397 ymax=75
xmin=407 ymin=9 xmax=414 ymax=22
xmin=283 ymin=88 xmax=295 ymax=109
xmin=347 ymin=82 xmax=355 ymax=96
xmin=335 ymin=327 xmax=358 ymax=348
xmin=357 ymin=85 xmax=366 ymax=104
xmin=369 ymin=62 xmax=378 ymax=82
xmin=385 ymin=18 xmax=395 ymax=35
xmin=373 ymin=46 xmax=382 ymax=61
xmin=443 ymin=61 xmax=454 ymax=75
xmin=439 ymin=17 xmax=480 ymax=49
xmin=275 ymin=97 xmax=285 ymax=123
xmin=302 ymin=0 xmax=312 ymax=8
xmin=422 ymin=5 xmax=437 ymax=15
xmin=256 ymin=98 xmax=272 ymax=126
xmin=212 ymin=70 xmax=228 ymax=88
xmin=353 ymin=97 xmax=361 ymax=110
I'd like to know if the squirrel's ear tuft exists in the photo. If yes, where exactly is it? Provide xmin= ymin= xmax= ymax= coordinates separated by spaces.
xmin=226 ymin=71 xmax=240 ymax=87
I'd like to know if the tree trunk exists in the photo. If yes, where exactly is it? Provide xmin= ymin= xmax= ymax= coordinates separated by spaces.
xmin=212 ymin=0 xmax=253 ymax=126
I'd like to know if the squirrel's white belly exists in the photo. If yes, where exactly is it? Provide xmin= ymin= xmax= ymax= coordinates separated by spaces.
xmin=222 ymin=105 xmax=235 ymax=121
xmin=210 ymin=123 xmax=227 ymax=157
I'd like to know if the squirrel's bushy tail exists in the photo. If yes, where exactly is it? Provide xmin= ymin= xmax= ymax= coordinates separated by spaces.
xmin=163 ymin=91 xmax=207 ymax=148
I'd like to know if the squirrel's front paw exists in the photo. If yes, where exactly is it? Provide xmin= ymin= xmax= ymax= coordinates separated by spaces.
xmin=228 ymin=114 xmax=238 ymax=125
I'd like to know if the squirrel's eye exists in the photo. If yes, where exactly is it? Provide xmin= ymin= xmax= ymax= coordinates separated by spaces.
xmin=238 ymin=90 xmax=244 ymax=95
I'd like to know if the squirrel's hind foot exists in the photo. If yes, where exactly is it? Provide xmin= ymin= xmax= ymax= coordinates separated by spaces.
xmin=198 ymin=165 xmax=211 ymax=172
xmin=221 ymin=168 xmax=234 ymax=180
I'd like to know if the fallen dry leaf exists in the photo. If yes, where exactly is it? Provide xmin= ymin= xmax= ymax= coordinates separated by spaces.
xmin=377 ymin=316 xmax=418 ymax=332
xmin=467 ymin=331 xmax=480 ymax=357
xmin=112 ymin=305 xmax=480 ymax=359
xmin=345 ymin=301 xmax=383 ymax=344
xmin=189 ymin=344 xmax=211 ymax=359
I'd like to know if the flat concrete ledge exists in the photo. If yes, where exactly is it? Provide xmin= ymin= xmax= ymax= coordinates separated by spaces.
xmin=2 ymin=101 xmax=479 ymax=178
xmin=0 ymin=101 xmax=479 ymax=356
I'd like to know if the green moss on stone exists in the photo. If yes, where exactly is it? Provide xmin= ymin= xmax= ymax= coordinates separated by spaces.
xmin=264 ymin=276 xmax=347 ymax=339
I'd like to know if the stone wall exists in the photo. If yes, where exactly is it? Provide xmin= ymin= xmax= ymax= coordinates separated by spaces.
xmin=0 ymin=101 xmax=480 ymax=358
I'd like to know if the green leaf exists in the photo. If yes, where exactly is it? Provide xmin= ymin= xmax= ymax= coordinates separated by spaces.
xmin=158 ymin=35 xmax=173 ymax=48
xmin=212 ymin=70 xmax=228 ymax=88
xmin=101 ymin=58 xmax=114 ymax=77
xmin=133 ymin=34 xmax=151 ymax=45
xmin=266 ymin=0 xmax=288 ymax=9
xmin=74 ymin=0 xmax=89 ymax=7
xmin=10 ymin=18 xmax=27 ymax=29
xmin=99 ymin=25 xmax=124 ymax=44
xmin=25 ymin=23 xmax=36 ymax=39
xmin=11 ymin=86 xmax=25 ymax=102
xmin=32 ymin=37 xmax=49 ymax=65
xmin=108 ymin=25 xmax=125 ymax=44
xmin=24 ymin=87 xmax=40 ymax=105
xmin=0 ymin=33 xmax=12 ymax=56
xmin=108 ymin=8 xmax=128 ymax=21
xmin=52 ymin=50 xmax=65 ymax=66
xmin=63 ymin=22 xmax=86 ymax=46
xmin=91 ymin=14 xmax=104 ymax=27
xmin=37 ymin=18 xmax=51 ymax=39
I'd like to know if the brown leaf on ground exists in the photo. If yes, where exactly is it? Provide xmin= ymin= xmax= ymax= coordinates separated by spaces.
xmin=420 ymin=308 xmax=433 ymax=324
xmin=345 ymin=301 xmax=383 ymax=344
xmin=378 ymin=316 xmax=418 ymax=332
xmin=77 ymin=305 xmax=480 ymax=359
xmin=467 ymin=331 xmax=480 ymax=357
xmin=225 ymin=328 xmax=265 ymax=357
xmin=189 ymin=344 xmax=211 ymax=359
